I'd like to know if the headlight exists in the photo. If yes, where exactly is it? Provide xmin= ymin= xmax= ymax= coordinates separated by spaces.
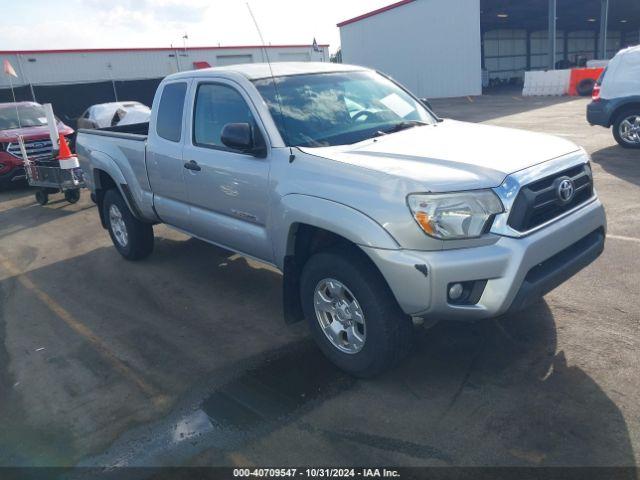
xmin=407 ymin=190 xmax=503 ymax=240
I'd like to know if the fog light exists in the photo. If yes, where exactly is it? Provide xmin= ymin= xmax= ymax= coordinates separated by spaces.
xmin=447 ymin=280 xmax=488 ymax=306
xmin=448 ymin=283 xmax=464 ymax=300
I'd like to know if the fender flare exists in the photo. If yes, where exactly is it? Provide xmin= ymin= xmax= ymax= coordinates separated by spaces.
xmin=90 ymin=152 xmax=143 ymax=223
xmin=275 ymin=195 xmax=400 ymax=324
xmin=274 ymin=194 xmax=400 ymax=267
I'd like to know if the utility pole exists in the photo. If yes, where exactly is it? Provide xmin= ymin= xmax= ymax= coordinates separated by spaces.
xmin=16 ymin=54 xmax=36 ymax=102
xmin=548 ymin=0 xmax=557 ymax=69
xmin=599 ymin=0 xmax=609 ymax=59
xmin=107 ymin=63 xmax=118 ymax=102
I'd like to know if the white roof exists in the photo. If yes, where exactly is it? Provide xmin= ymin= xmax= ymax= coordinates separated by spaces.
xmin=168 ymin=62 xmax=368 ymax=81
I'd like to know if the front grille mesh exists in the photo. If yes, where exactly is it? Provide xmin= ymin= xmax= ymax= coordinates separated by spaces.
xmin=507 ymin=164 xmax=594 ymax=232
xmin=6 ymin=138 xmax=53 ymax=160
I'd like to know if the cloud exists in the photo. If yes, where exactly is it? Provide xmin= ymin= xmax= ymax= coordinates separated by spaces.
xmin=81 ymin=0 xmax=211 ymax=24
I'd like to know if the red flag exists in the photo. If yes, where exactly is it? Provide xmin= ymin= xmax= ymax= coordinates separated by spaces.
xmin=3 ymin=59 xmax=17 ymax=78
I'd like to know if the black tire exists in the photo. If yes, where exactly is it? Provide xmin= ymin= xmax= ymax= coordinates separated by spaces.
xmin=35 ymin=190 xmax=48 ymax=205
xmin=576 ymin=78 xmax=596 ymax=96
xmin=300 ymin=246 xmax=413 ymax=378
xmin=102 ymin=189 xmax=154 ymax=260
xmin=612 ymin=108 xmax=640 ymax=149
xmin=64 ymin=189 xmax=81 ymax=204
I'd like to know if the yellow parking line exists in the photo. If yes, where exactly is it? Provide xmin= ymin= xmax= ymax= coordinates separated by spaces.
xmin=466 ymin=96 xmax=474 ymax=103
xmin=0 ymin=254 xmax=168 ymax=409
xmin=607 ymin=234 xmax=640 ymax=244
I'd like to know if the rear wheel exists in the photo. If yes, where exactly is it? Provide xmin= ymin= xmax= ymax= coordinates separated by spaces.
xmin=64 ymin=189 xmax=81 ymax=204
xmin=300 ymin=247 xmax=413 ymax=378
xmin=102 ymin=189 xmax=154 ymax=260
xmin=35 ymin=190 xmax=48 ymax=205
xmin=613 ymin=108 xmax=640 ymax=149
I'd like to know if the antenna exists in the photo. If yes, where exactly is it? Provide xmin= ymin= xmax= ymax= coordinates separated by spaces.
xmin=246 ymin=3 xmax=294 ymax=161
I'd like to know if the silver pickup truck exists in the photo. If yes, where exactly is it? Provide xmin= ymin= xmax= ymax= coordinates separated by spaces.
xmin=77 ymin=62 xmax=606 ymax=377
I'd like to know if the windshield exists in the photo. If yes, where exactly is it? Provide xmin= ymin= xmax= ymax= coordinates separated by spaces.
xmin=253 ymin=71 xmax=435 ymax=147
xmin=0 ymin=103 xmax=50 ymax=130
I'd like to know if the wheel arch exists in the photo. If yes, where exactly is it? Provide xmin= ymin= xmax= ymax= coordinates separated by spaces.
xmin=276 ymin=194 xmax=400 ymax=324
xmin=93 ymin=167 xmax=141 ymax=228
xmin=610 ymin=101 xmax=640 ymax=127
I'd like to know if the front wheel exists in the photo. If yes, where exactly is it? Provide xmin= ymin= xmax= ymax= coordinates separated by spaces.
xmin=300 ymin=247 xmax=413 ymax=378
xmin=102 ymin=189 xmax=154 ymax=260
xmin=613 ymin=109 xmax=640 ymax=149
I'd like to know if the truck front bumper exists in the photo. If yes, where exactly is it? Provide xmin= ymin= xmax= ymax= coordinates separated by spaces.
xmin=362 ymin=198 xmax=606 ymax=320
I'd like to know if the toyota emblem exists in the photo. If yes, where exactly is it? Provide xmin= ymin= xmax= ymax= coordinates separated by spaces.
xmin=557 ymin=178 xmax=575 ymax=204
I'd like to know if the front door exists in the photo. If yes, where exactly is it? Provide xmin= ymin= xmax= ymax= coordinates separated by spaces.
xmin=181 ymin=80 xmax=272 ymax=263
xmin=146 ymin=80 xmax=191 ymax=230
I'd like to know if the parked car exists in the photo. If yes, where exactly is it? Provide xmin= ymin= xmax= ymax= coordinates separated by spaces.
xmin=77 ymin=63 xmax=606 ymax=377
xmin=77 ymin=101 xmax=151 ymax=130
xmin=587 ymin=45 xmax=640 ymax=148
xmin=0 ymin=102 xmax=74 ymax=188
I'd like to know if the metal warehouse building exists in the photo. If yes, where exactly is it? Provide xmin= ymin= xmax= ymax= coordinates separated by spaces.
xmin=338 ymin=0 xmax=640 ymax=98
xmin=0 ymin=44 xmax=328 ymax=125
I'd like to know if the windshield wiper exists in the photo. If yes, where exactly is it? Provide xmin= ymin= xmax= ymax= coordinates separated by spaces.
xmin=374 ymin=120 xmax=428 ymax=137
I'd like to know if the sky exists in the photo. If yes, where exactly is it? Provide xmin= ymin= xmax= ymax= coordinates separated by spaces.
xmin=1 ymin=0 xmax=396 ymax=54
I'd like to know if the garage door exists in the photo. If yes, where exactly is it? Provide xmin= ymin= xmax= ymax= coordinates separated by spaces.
xmin=216 ymin=55 xmax=253 ymax=66
xmin=278 ymin=52 xmax=311 ymax=62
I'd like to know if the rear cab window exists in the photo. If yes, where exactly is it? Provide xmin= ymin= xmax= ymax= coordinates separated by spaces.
xmin=156 ymin=82 xmax=187 ymax=142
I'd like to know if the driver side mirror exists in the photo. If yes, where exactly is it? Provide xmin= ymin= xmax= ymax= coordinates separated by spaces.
xmin=221 ymin=122 xmax=266 ymax=157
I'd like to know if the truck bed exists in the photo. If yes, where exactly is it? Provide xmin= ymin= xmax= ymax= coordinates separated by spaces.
xmin=77 ymin=122 xmax=149 ymax=140
xmin=76 ymin=122 xmax=150 ymax=205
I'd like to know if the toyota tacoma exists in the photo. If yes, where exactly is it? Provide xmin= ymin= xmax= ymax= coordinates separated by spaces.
xmin=76 ymin=63 xmax=606 ymax=377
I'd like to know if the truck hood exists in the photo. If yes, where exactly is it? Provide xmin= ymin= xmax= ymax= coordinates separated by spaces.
xmin=299 ymin=119 xmax=581 ymax=191
xmin=0 ymin=122 xmax=74 ymax=143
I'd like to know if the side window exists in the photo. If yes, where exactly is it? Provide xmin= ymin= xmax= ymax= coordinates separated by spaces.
xmin=193 ymin=83 xmax=256 ymax=150
xmin=156 ymin=82 xmax=187 ymax=142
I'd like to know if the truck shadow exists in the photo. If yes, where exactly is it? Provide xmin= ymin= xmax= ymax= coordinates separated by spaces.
xmin=0 ymin=237 xmax=635 ymax=469
xmin=591 ymin=144 xmax=640 ymax=188
xmin=0 ymin=200 xmax=95 ymax=242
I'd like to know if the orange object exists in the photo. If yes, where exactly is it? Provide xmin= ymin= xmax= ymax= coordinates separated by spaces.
xmin=57 ymin=133 xmax=73 ymax=159
xmin=568 ymin=67 xmax=604 ymax=96
xmin=414 ymin=211 xmax=434 ymax=235
xmin=57 ymin=133 xmax=79 ymax=169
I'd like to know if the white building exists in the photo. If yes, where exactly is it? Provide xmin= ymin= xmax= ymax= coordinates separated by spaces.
xmin=338 ymin=0 xmax=482 ymax=98
xmin=338 ymin=0 xmax=640 ymax=98
xmin=0 ymin=44 xmax=329 ymax=90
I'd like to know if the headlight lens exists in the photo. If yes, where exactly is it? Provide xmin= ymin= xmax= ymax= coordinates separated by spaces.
xmin=408 ymin=190 xmax=504 ymax=239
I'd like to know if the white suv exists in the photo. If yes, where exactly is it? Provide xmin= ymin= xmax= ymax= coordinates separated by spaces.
xmin=587 ymin=45 xmax=640 ymax=148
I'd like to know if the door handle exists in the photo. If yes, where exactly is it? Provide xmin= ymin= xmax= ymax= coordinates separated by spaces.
xmin=184 ymin=160 xmax=201 ymax=172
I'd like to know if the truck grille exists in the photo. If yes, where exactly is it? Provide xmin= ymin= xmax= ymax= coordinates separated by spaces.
xmin=507 ymin=163 xmax=594 ymax=232
xmin=6 ymin=138 xmax=54 ymax=160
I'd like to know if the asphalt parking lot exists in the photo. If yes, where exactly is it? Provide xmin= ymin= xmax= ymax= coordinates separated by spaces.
xmin=0 ymin=91 xmax=638 ymax=469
